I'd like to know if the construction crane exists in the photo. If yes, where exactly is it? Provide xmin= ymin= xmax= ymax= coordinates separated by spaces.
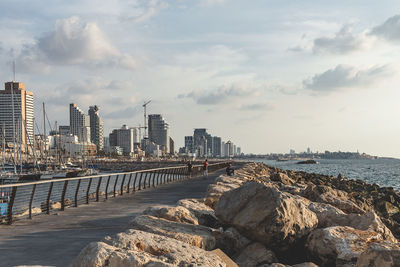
xmin=142 ymin=100 xmax=151 ymax=139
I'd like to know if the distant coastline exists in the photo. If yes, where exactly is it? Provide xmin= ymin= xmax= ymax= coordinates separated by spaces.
xmin=236 ymin=150 xmax=382 ymax=161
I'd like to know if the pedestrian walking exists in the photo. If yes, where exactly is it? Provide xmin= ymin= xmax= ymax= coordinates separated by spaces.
xmin=187 ymin=160 xmax=193 ymax=177
xmin=203 ymin=159 xmax=209 ymax=179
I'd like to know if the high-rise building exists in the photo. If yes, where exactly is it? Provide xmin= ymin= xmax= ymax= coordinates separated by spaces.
xmin=88 ymin=105 xmax=104 ymax=151
xmin=69 ymin=103 xmax=90 ymax=142
xmin=212 ymin=136 xmax=221 ymax=157
xmin=184 ymin=136 xmax=194 ymax=153
xmin=225 ymin=141 xmax=234 ymax=157
xmin=0 ymin=82 xmax=34 ymax=146
xmin=59 ymin=125 xmax=70 ymax=136
xmin=148 ymin=114 xmax=169 ymax=153
xmin=109 ymin=125 xmax=137 ymax=154
xmin=169 ymin=137 xmax=175 ymax=155
xmin=193 ymin=129 xmax=212 ymax=157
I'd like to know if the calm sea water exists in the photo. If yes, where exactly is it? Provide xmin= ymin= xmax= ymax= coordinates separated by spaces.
xmin=255 ymin=158 xmax=400 ymax=190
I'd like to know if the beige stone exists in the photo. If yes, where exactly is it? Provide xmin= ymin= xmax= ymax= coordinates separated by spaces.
xmin=205 ymin=182 xmax=241 ymax=209
xmin=235 ymin=243 xmax=277 ymax=267
xmin=270 ymin=172 xmax=295 ymax=185
xmin=72 ymin=229 xmax=226 ymax=267
xmin=306 ymin=226 xmax=384 ymax=266
xmin=129 ymin=215 xmax=217 ymax=250
xmin=304 ymin=184 xmax=364 ymax=214
xmin=356 ymin=241 xmax=400 ymax=267
xmin=143 ymin=205 xmax=198 ymax=225
xmin=71 ymin=241 xmax=117 ymax=267
xmin=177 ymin=198 xmax=221 ymax=228
xmin=215 ymin=182 xmax=318 ymax=253
xmin=308 ymin=202 xmax=397 ymax=242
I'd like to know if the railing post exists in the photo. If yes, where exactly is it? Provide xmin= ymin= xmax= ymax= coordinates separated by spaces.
xmin=61 ymin=180 xmax=68 ymax=211
xmin=120 ymin=174 xmax=126 ymax=195
xmin=138 ymin=172 xmax=144 ymax=190
xmin=143 ymin=172 xmax=148 ymax=189
xmin=74 ymin=179 xmax=81 ymax=207
xmin=113 ymin=174 xmax=119 ymax=197
xmin=132 ymin=173 xmax=139 ymax=192
xmin=29 ymin=184 xmax=36 ymax=219
xmin=152 ymin=171 xmax=157 ymax=187
xmin=149 ymin=172 xmax=154 ymax=188
xmin=156 ymin=171 xmax=161 ymax=186
xmin=7 ymin=187 xmax=17 ymax=224
xmin=167 ymin=169 xmax=171 ymax=183
xmin=86 ymin=178 xmax=92 ymax=204
xmin=127 ymin=173 xmax=133 ymax=193
xmin=167 ymin=170 xmax=174 ymax=183
xmin=105 ymin=175 xmax=111 ymax=199
xmin=161 ymin=170 xmax=165 ymax=184
xmin=46 ymin=182 xmax=54 ymax=214
xmin=173 ymin=169 xmax=177 ymax=181
xmin=96 ymin=176 xmax=102 ymax=202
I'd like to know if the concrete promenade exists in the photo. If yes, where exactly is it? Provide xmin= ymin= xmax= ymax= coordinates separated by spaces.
xmin=0 ymin=170 xmax=224 ymax=267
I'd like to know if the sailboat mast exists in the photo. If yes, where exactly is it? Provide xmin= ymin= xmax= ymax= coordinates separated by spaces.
xmin=2 ymin=123 xmax=5 ymax=170
xmin=19 ymin=117 xmax=22 ymax=174
xmin=43 ymin=102 xmax=47 ymax=165
xmin=10 ymin=76 xmax=16 ymax=174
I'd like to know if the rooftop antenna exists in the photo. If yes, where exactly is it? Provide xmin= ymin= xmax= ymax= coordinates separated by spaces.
xmin=13 ymin=60 xmax=16 ymax=81
xmin=143 ymin=100 xmax=151 ymax=139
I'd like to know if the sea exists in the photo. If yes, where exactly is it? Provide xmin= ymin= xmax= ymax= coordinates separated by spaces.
xmin=255 ymin=158 xmax=400 ymax=190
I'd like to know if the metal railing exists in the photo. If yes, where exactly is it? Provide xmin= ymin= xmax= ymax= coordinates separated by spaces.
xmin=0 ymin=162 xmax=229 ymax=225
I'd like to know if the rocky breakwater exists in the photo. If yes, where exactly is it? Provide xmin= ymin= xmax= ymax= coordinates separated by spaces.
xmin=71 ymin=162 xmax=400 ymax=267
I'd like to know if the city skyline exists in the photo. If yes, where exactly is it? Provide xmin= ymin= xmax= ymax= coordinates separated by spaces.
xmin=1 ymin=1 xmax=400 ymax=157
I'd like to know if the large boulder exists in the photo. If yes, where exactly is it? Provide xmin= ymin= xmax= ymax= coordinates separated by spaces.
xmin=215 ymin=182 xmax=318 ymax=253
xmin=303 ymin=184 xmax=364 ymax=214
xmin=71 ymin=242 xmax=117 ymax=267
xmin=129 ymin=215 xmax=217 ymax=250
xmin=177 ymin=198 xmax=221 ymax=228
xmin=270 ymin=172 xmax=295 ymax=185
xmin=205 ymin=182 xmax=242 ymax=209
xmin=306 ymin=226 xmax=385 ymax=266
xmin=213 ymin=227 xmax=251 ymax=257
xmin=308 ymin=202 xmax=397 ymax=242
xmin=143 ymin=205 xmax=198 ymax=225
xmin=71 ymin=229 xmax=226 ymax=267
xmin=356 ymin=241 xmax=400 ymax=266
xmin=235 ymin=242 xmax=277 ymax=267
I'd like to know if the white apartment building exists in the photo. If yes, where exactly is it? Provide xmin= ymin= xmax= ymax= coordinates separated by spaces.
xmin=109 ymin=125 xmax=137 ymax=155
xmin=70 ymin=103 xmax=90 ymax=143
xmin=88 ymin=105 xmax=104 ymax=151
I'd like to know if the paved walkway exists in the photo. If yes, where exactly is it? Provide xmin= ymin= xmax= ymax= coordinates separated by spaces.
xmin=0 ymin=170 xmax=225 ymax=267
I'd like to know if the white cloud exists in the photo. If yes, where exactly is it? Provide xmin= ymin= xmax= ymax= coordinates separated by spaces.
xmin=15 ymin=16 xmax=136 ymax=72
xmin=240 ymin=102 xmax=274 ymax=111
xmin=312 ymin=24 xmax=370 ymax=54
xmin=178 ymin=83 xmax=259 ymax=105
xmin=199 ymin=0 xmax=227 ymax=6
xmin=303 ymin=64 xmax=391 ymax=92
xmin=124 ymin=0 xmax=168 ymax=23
xmin=371 ymin=15 xmax=400 ymax=42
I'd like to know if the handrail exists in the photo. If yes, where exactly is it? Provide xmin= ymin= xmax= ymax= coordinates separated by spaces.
xmin=0 ymin=162 xmax=222 ymax=188
xmin=0 ymin=161 xmax=230 ymax=225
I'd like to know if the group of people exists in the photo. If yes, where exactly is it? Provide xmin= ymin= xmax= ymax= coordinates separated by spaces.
xmin=186 ymin=159 xmax=234 ymax=178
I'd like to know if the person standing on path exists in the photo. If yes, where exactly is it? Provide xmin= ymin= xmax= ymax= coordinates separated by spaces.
xmin=187 ymin=160 xmax=193 ymax=177
xmin=203 ymin=159 xmax=209 ymax=178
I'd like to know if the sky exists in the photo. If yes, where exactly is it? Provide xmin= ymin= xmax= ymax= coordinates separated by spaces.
xmin=1 ymin=0 xmax=400 ymax=157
